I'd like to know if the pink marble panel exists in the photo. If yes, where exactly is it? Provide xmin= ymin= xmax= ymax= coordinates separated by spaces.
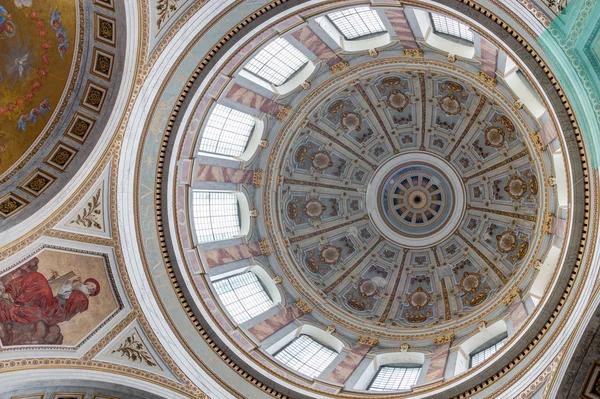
xmin=179 ymin=159 xmax=194 ymax=185
xmin=384 ymin=9 xmax=419 ymax=50
xmin=186 ymin=248 xmax=203 ymax=274
xmin=194 ymin=164 xmax=254 ymax=184
xmin=206 ymin=74 xmax=230 ymax=99
xmin=509 ymin=298 xmax=529 ymax=330
xmin=176 ymin=184 xmax=192 ymax=250
xmin=275 ymin=15 xmax=303 ymax=32
xmin=552 ymin=217 xmax=567 ymax=238
xmin=480 ymin=39 xmax=498 ymax=79
xmin=291 ymin=27 xmax=342 ymax=67
xmin=204 ymin=241 xmax=263 ymax=268
xmin=229 ymin=329 xmax=256 ymax=352
xmin=248 ymin=304 xmax=304 ymax=341
xmin=425 ymin=341 xmax=451 ymax=383
xmin=226 ymin=84 xmax=283 ymax=117
xmin=540 ymin=119 xmax=558 ymax=146
xmin=326 ymin=343 xmax=372 ymax=384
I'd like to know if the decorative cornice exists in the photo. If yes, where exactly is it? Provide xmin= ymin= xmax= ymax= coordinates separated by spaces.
xmin=258 ymin=238 xmax=271 ymax=256
xmin=276 ymin=106 xmax=292 ymax=121
xmin=478 ymin=71 xmax=497 ymax=86
xmin=329 ymin=61 xmax=349 ymax=74
xmin=295 ymin=299 xmax=312 ymax=314
xmin=433 ymin=332 xmax=455 ymax=344
xmin=252 ymin=169 xmax=264 ymax=187
xmin=503 ymin=287 xmax=522 ymax=306
xmin=358 ymin=335 xmax=379 ymax=346
xmin=403 ymin=48 xmax=424 ymax=57
xmin=542 ymin=212 xmax=554 ymax=236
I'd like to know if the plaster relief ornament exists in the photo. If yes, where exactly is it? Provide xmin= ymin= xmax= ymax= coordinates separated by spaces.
xmin=460 ymin=272 xmax=481 ymax=294
xmin=505 ymin=176 xmax=528 ymax=200
xmin=358 ymin=278 xmax=379 ymax=298
xmin=439 ymin=93 xmax=462 ymax=115
xmin=310 ymin=151 xmax=333 ymax=171
xmin=497 ymin=230 xmax=518 ymax=253
xmin=485 ymin=126 xmax=505 ymax=148
xmin=387 ymin=89 xmax=409 ymax=112
xmin=320 ymin=245 xmax=342 ymax=264
xmin=340 ymin=111 xmax=362 ymax=131
xmin=408 ymin=286 xmax=431 ymax=310
xmin=302 ymin=199 xmax=326 ymax=218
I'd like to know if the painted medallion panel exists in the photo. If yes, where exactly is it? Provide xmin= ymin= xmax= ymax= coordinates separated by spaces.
xmin=0 ymin=0 xmax=77 ymax=175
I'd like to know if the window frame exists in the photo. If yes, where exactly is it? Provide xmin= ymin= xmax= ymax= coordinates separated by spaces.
xmin=429 ymin=13 xmax=474 ymax=44
xmin=197 ymin=104 xmax=257 ymax=159
xmin=324 ymin=7 xmax=387 ymax=41
xmin=192 ymin=191 xmax=243 ymax=244
xmin=367 ymin=365 xmax=422 ymax=392
xmin=243 ymin=37 xmax=309 ymax=87
xmin=212 ymin=271 xmax=275 ymax=324
xmin=469 ymin=334 xmax=508 ymax=368
xmin=273 ymin=334 xmax=339 ymax=379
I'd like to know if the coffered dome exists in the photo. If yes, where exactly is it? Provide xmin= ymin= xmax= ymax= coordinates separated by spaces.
xmin=267 ymin=60 xmax=547 ymax=337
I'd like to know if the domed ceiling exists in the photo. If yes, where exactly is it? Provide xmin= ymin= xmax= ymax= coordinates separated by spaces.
xmin=267 ymin=63 xmax=546 ymax=336
xmin=0 ymin=0 xmax=125 ymax=230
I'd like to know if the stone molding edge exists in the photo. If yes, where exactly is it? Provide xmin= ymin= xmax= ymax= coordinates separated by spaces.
xmin=152 ymin=2 xmax=591 ymax=399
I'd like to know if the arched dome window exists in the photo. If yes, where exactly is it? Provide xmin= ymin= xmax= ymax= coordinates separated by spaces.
xmin=212 ymin=271 xmax=274 ymax=324
xmin=353 ymin=351 xmax=426 ymax=391
xmin=243 ymin=37 xmax=309 ymax=86
xmin=197 ymin=104 xmax=257 ymax=159
xmin=273 ymin=334 xmax=338 ymax=378
xmin=315 ymin=7 xmax=390 ymax=52
xmin=192 ymin=191 xmax=251 ymax=243
xmin=368 ymin=365 xmax=422 ymax=392
xmin=325 ymin=7 xmax=386 ymax=40
xmin=469 ymin=334 xmax=508 ymax=368
xmin=430 ymin=13 xmax=474 ymax=42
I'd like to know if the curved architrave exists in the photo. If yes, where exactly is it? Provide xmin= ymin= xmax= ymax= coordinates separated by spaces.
xmin=1 ymin=369 xmax=191 ymax=399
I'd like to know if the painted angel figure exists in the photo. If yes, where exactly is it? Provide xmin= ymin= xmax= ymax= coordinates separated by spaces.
xmin=17 ymin=113 xmax=29 ymax=131
xmin=0 ymin=5 xmax=15 ymax=38
xmin=50 ymin=8 xmax=61 ymax=30
xmin=39 ymin=97 xmax=50 ymax=116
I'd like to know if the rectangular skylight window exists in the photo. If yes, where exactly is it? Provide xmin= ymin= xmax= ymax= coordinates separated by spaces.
xmin=470 ymin=337 xmax=507 ymax=367
xmin=326 ymin=7 xmax=387 ymax=40
xmin=198 ymin=104 xmax=255 ymax=157
xmin=213 ymin=272 xmax=274 ymax=324
xmin=431 ymin=13 xmax=474 ymax=42
xmin=193 ymin=191 xmax=241 ymax=243
xmin=369 ymin=366 xmax=421 ymax=391
xmin=274 ymin=335 xmax=338 ymax=378
xmin=244 ymin=38 xmax=309 ymax=86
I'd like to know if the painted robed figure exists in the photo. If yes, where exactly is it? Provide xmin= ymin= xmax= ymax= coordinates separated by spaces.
xmin=0 ymin=257 xmax=100 ymax=345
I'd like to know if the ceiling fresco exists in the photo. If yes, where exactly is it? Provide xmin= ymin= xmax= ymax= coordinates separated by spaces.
xmin=0 ymin=0 xmax=78 ymax=175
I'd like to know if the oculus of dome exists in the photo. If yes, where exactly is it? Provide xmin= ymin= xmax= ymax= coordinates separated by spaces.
xmin=367 ymin=152 xmax=466 ymax=249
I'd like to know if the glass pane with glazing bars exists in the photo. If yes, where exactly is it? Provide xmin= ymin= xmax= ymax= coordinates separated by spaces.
xmin=193 ymin=191 xmax=241 ymax=243
xmin=213 ymin=272 xmax=274 ymax=324
xmin=244 ymin=38 xmax=309 ymax=86
xmin=369 ymin=366 xmax=421 ymax=391
xmin=470 ymin=337 xmax=508 ymax=367
xmin=198 ymin=104 xmax=255 ymax=157
xmin=274 ymin=335 xmax=338 ymax=378
xmin=326 ymin=7 xmax=386 ymax=40
xmin=430 ymin=13 xmax=474 ymax=42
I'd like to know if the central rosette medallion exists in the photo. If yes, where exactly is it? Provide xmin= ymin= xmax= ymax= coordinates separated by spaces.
xmin=367 ymin=152 xmax=466 ymax=248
